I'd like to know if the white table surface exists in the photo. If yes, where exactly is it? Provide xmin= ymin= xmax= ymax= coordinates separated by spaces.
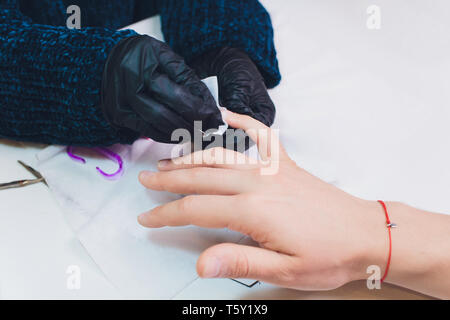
xmin=1 ymin=0 xmax=448 ymax=299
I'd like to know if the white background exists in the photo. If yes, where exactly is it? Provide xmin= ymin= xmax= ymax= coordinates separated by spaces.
xmin=0 ymin=0 xmax=448 ymax=299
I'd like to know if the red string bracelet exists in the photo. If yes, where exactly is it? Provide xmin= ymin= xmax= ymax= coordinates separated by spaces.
xmin=377 ymin=200 xmax=397 ymax=283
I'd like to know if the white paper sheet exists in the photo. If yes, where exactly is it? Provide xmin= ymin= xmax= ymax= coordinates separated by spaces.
xmin=35 ymin=78 xmax=246 ymax=299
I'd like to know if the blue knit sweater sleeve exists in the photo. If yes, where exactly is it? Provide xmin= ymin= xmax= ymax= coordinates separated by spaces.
xmin=0 ymin=1 xmax=139 ymax=146
xmin=159 ymin=0 xmax=281 ymax=89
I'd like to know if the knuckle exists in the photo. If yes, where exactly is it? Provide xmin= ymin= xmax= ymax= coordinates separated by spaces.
xmin=224 ymin=245 xmax=250 ymax=278
xmin=148 ymin=173 xmax=163 ymax=190
xmin=274 ymin=259 xmax=301 ymax=285
xmin=235 ymin=252 xmax=250 ymax=278
xmin=179 ymin=195 xmax=196 ymax=214
xmin=204 ymin=147 xmax=222 ymax=164
xmin=166 ymin=173 xmax=187 ymax=191
xmin=276 ymin=270 xmax=297 ymax=285
xmin=202 ymin=150 xmax=215 ymax=165
xmin=227 ymin=194 xmax=260 ymax=232
xmin=238 ymin=193 xmax=259 ymax=208
xmin=189 ymin=167 xmax=207 ymax=180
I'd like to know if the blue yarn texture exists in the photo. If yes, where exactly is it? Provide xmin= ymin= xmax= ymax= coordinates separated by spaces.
xmin=0 ymin=0 xmax=281 ymax=146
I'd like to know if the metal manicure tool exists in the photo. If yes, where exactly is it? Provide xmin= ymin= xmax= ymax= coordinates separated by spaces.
xmin=0 ymin=160 xmax=47 ymax=191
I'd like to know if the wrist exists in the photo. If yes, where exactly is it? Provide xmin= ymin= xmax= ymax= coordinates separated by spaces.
xmin=346 ymin=199 xmax=391 ymax=282
xmin=350 ymin=200 xmax=449 ymax=294
xmin=341 ymin=197 xmax=450 ymax=298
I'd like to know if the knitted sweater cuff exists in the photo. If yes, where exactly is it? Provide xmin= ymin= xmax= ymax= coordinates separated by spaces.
xmin=0 ymin=2 xmax=140 ymax=146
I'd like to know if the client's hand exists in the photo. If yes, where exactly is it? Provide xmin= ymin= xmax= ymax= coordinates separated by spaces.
xmin=137 ymin=110 xmax=450 ymax=299
xmin=137 ymin=109 xmax=385 ymax=290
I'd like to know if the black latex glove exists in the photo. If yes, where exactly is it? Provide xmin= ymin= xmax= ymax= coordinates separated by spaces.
xmin=101 ymin=35 xmax=224 ymax=144
xmin=190 ymin=47 xmax=276 ymax=127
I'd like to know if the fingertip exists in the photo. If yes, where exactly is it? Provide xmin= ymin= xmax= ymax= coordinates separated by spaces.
xmin=138 ymin=170 xmax=148 ymax=182
xmin=137 ymin=211 xmax=164 ymax=228
xmin=197 ymin=243 xmax=237 ymax=278
xmin=137 ymin=212 xmax=147 ymax=226
xmin=139 ymin=170 xmax=155 ymax=185
xmin=197 ymin=253 xmax=221 ymax=278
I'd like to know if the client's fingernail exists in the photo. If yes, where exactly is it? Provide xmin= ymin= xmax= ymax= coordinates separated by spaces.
xmin=158 ymin=159 xmax=171 ymax=168
xmin=201 ymin=257 xmax=221 ymax=278
xmin=137 ymin=213 xmax=147 ymax=225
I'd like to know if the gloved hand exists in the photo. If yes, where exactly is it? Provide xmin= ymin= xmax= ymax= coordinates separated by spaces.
xmin=101 ymin=35 xmax=224 ymax=144
xmin=190 ymin=47 xmax=276 ymax=128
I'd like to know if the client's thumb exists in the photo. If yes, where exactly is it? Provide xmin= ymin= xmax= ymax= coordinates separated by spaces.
xmin=196 ymin=243 xmax=291 ymax=282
